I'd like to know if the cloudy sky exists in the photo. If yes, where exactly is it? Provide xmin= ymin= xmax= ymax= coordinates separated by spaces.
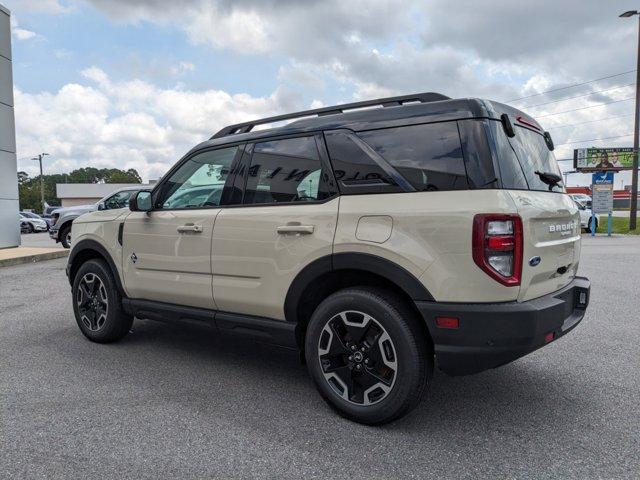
xmin=5 ymin=0 xmax=640 ymax=186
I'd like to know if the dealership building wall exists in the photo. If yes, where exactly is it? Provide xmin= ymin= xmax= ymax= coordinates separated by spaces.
xmin=0 ymin=4 xmax=19 ymax=248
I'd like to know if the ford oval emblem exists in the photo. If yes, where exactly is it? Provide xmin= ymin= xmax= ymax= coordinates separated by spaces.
xmin=529 ymin=256 xmax=541 ymax=267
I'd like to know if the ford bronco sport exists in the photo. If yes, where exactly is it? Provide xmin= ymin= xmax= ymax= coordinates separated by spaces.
xmin=66 ymin=92 xmax=590 ymax=425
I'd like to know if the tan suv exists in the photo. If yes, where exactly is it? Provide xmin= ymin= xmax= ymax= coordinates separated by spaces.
xmin=66 ymin=92 xmax=590 ymax=424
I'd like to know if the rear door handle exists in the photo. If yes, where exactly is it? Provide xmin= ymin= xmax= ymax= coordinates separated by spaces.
xmin=276 ymin=225 xmax=314 ymax=235
xmin=177 ymin=224 xmax=203 ymax=233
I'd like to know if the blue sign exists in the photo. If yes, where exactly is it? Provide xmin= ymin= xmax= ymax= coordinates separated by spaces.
xmin=592 ymin=171 xmax=614 ymax=185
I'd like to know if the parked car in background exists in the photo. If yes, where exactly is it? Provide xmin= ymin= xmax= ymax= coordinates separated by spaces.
xmin=570 ymin=193 xmax=592 ymax=209
xmin=18 ymin=212 xmax=48 ymax=233
xmin=43 ymin=205 xmax=61 ymax=220
xmin=50 ymin=186 xmax=140 ymax=248
xmin=19 ymin=218 xmax=30 ymax=233
xmin=574 ymin=200 xmax=599 ymax=232
xmin=20 ymin=211 xmax=52 ymax=231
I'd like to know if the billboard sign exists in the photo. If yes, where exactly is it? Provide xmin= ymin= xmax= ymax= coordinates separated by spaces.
xmin=574 ymin=147 xmax=635 ymax=171
xmin=591 ymin=172 xmax=614 ymax=214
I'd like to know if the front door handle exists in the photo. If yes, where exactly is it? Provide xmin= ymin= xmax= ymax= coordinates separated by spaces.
xmin=177 ymin=224 xmax=203 ymax=233
xmin=277 ymin=225 xmax=314 ymax=235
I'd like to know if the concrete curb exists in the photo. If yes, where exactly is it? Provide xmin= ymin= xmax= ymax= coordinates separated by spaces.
xmin=0 ymin=249 xmax=69 ymax=267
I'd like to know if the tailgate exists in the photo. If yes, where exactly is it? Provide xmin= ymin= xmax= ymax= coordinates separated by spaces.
xmin=508 ymin=191 xmax=581 ymax=302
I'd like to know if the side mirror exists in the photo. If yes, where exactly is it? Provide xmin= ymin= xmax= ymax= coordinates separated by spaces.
xmin=544 ymin=131 xmax=555 ymax=151
xmin=129 ymin=190 xmax=152 ymax=212
xmin=97 ymin=202 xmax=106 ymax=211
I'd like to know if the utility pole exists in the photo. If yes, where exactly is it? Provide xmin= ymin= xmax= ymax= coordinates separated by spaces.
xmin=31 ymin=152 xmax=49 ymax=214
xmin=620 ymin=10 xmax=640 ymax=229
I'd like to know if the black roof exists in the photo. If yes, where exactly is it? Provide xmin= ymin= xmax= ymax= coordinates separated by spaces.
xmin=188 ymin=92 xmax=536 ymax=154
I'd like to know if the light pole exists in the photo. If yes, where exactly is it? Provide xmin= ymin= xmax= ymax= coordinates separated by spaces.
xmin=31 ymin=152 xmax=49 ymax=214
xmin=620 ymin=10 xmax=640 ymax=229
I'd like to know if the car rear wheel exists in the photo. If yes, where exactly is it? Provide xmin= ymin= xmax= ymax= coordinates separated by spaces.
xmin=59 ymin=224 xmax=72 ymax=248
xmin=305 ymin=288 xmax=432 ymax=425
xmin=72 ymin=259 xmax=133 ymax=343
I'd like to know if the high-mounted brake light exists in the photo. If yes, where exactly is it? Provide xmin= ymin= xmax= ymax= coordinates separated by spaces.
xmin=516 ymin=116 xmax=541 ymax=131
xmin=472 ymin=214 xmax=523 ymax=286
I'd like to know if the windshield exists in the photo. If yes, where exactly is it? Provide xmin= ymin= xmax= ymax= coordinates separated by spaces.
xmin=490 ymin=121 xmax=564 ymax=193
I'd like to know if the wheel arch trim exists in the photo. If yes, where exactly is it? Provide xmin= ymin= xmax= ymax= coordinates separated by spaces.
xmin=284 ymin=252 xmax=435 ymax=323
xmin=67 ymin=239 xmax=125 ymax=296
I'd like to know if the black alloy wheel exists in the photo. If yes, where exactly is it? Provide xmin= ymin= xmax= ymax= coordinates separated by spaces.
xmin=76 ymin=272 xmax=109 ymax=332
xmin=317 ymin=310 xmax=397 ymax=406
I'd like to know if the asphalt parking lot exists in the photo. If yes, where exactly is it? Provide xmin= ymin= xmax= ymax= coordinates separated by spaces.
xmin=1 ymin=236 xmax=639 ymax=479
xmin=19 ymin=231 xmax=63 ymax=249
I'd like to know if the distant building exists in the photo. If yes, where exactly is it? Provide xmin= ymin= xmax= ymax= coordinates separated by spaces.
xmin=0 ymin=3 xmax=19 ymax=248
xmin=56 ymin=181 xmax=156 ymax=207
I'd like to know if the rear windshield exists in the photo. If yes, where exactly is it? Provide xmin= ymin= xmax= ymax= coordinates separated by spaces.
xmin=489 ymin=120 xmax=564 ymax=193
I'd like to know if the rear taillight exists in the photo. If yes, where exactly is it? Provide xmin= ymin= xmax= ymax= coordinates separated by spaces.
xmin=472 ymin=214 xmax=523 ymax=286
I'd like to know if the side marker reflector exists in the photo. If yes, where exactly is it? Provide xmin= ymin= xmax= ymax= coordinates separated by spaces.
xmin=436 ymin=316 xmax=459 ymax=329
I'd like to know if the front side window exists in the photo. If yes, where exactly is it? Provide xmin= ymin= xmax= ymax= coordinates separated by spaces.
xmin=155 ymin=146 xmax=238 ymax=209
xmin=244 ymin=136 xmax=332 ymax=204
xmin=104 ymin=190 xmax=135 ymax=209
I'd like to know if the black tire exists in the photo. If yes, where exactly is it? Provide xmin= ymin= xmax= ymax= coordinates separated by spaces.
xmin=72 ymin=259 xmax=133 ymax=343
xmin=588 ymin=217 xmax=598 ymax=232
xmin=26 ymin=223 xmax=34 ymax=233
xmin=305 ymin=288 xmax=433 ymax=425
xmin=59 ymin=224 xmax=71 ymax=248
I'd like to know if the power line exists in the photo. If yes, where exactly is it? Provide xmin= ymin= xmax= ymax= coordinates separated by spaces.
xmin=555 ymin=133 xmax=634 ymax=147
xmin=520 ymin=82 xmax=635 ymax=109
xmin=506 ymin=70 xmax=636 ymax=103
xmin=546 ymin=113 xmax=634 ymax=130
xmin=536 ymin=97 xmax=634 ymax=118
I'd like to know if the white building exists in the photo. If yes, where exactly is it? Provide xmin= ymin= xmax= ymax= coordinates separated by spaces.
xmin=56 ymin=182 xmax=156 ymax=207
xmin=0 ymin=3 xmax=18 ymax=248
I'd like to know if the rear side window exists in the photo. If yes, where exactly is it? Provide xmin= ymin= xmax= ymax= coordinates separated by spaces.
xmin=357 ymin=122 xmax=468 ymax=191
xmin=244 ymin=136 xmax=333 ymax=204
xmin=324 ymin=131 xmax=403 ymax=194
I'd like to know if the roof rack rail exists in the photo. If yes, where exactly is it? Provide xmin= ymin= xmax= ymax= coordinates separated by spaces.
xmin=211 ymin=91 xmax=450 ymax=139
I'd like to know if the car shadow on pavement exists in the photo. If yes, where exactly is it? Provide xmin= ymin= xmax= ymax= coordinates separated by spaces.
xmin=114 ymin=318 xmax=590 ymax=433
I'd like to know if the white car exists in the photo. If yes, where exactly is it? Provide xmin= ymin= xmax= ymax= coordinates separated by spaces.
xmin=574 ymin=200 xmax=598 ymax=232
xmin=18 ymin=212 xmax=48 ymax=233
xmin=570 ymin=193 xmax=592 ymax=208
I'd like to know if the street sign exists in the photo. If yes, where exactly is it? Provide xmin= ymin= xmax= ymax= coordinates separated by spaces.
xmin=574 ymin=147 xmax=635 ymax=171
xmin=591 ymin=172 xmax=614 ymax=214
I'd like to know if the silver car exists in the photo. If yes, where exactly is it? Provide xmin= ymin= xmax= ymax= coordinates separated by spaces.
xmin=50 ymin=186 xmax=140 ymax=248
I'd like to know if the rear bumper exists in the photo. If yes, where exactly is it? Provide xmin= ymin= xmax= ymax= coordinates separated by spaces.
xmin=415 ymin=276 xmax=590 ymax=375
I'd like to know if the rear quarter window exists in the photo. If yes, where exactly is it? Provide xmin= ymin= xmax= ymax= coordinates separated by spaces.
xmin=357 ymin=122 xmax=468 ymax=191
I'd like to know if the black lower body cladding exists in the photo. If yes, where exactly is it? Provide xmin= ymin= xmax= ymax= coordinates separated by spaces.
xmin=415 ymin=277 xmax=590 ymax=375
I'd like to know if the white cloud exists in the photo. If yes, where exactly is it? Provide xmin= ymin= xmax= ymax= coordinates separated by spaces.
xmin=10 ymin=16 xmax=41 ymax=41
xmin=9 ymin=0 xmax=74 ymax=14
xmin=14 ymin=68 xmax=305 ymax=181
xmin=170 ymin=61 xmax=196 ymax=76
xmin=12 ymin=27 xmax=36 ymax=40
xmin=15 ymin=0 xmax=640 ymax=188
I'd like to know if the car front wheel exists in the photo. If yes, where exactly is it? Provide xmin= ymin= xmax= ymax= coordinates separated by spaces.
xmin=305 ymin=288 xmax=432 ymax=425
xmin=72 ymin=259 xmax=133 ymax=343
xmin=59 ymin=224 xmax=72 ymax=248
